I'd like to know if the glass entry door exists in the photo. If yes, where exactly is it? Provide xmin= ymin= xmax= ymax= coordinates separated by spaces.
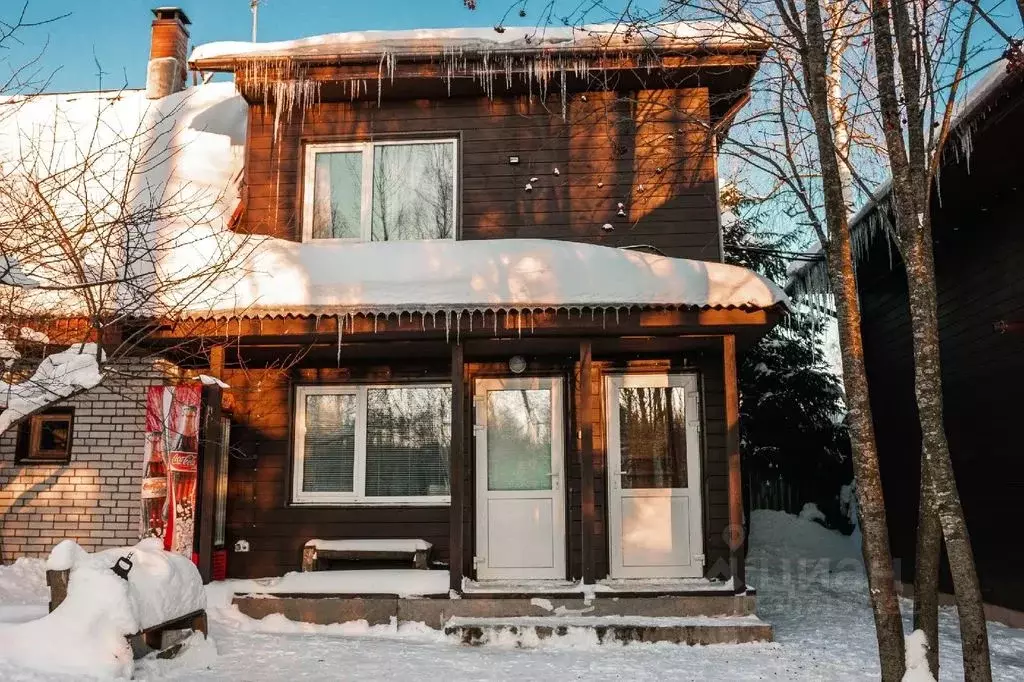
xmin=606 ymin=373 xmax=704 ymax=578
xmin=474 ymin=377 xmax=566 ymax=580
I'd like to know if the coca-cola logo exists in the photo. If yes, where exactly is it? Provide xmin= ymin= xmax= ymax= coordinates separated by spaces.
xmin=169 ymin=452 xmax=197 ymax=470
xmin=141 ymin=477 xmax=167 ymax=497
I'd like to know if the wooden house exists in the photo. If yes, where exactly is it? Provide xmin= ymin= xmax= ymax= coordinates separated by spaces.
xmin=1 ymin=8 xmax=787 ymax=637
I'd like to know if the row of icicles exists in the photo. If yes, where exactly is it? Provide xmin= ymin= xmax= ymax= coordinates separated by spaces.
xmin=238 ymin=47 xmax=668 ymax=139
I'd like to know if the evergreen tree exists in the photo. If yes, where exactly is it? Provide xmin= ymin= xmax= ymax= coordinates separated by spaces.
xmin=722 ymin=187 xmax=852 ymax=531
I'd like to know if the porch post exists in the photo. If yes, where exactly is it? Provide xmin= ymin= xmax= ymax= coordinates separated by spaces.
xmin=579 ymin=340 xmax=595 ymax=584
xmin=723 ymin=334 xmax=746 ymax=593
xmin=449 ymin=343 xmax=466 ymax=592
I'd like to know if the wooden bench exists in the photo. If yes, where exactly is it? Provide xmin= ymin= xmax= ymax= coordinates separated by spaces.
xmin=47 ymin=568 xmax=207 ymax=659
xmin=301 ymin=539 xmax=432 ymax=571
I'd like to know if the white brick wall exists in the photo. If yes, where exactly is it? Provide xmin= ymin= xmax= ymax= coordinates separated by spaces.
xmin=0 ymin=358 xmax=168 ymax=561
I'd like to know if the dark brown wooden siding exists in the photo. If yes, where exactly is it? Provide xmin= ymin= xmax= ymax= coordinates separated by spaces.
xmin=858 ymin=86 xmax=1024 ymax=610
xmin=238 ymin=89 xmax=722 ymax=261
xmin=222 ymin=346 xmax=731 ymax=581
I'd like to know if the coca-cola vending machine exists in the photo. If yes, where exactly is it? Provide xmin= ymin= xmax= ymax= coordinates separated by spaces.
xmin=142 ymin=384 xmax=201 ymax=556
xmin=141 ymin=382 xmax=230 ymax=579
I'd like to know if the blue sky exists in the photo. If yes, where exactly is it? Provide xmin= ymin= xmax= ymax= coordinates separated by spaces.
xmin=2 ymin=0 xmax=661 ymax=93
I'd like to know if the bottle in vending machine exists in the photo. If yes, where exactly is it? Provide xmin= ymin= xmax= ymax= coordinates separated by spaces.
xmin=168 ymin=404 xmax=199 ymax=556
xmin=141 ymin=431 xmax=168 ymax=539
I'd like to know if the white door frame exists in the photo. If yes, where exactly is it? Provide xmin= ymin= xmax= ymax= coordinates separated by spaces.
xmin=605 ymin=372 xmax=704 ymax=579
xmin=474 ymin=376 xmax=566 ymax=580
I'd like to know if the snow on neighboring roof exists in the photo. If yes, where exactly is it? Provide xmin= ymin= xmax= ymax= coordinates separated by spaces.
xmin=0 ymin=343 xmax=105 ymax=433
xmin=190 ymin=21 xmax=766 ymax=65
xmin=0 ymin=255 xmax=36 ymax=288
xmin=0 ymin=82 xmax=248 ymax=317
xmin=182 ymin=238 xmax=789 ymax=321
xmin=787 ymin=59 xmax=1017 ymax=297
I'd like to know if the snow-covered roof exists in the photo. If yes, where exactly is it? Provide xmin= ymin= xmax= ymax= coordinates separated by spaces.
xmin=190 ymin=21 xmax=767 ymax=66
xmin=182 ymin=238 xmax=789 ymax=321
xmin=0 ymin=78 xmax=785 ymax=324
xmin=787 ymin=59 xmax=1017 ymax=297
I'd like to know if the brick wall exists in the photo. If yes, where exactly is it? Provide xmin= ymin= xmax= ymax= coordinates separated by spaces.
xmin=0 ymin=358 xmax=167 ymax=562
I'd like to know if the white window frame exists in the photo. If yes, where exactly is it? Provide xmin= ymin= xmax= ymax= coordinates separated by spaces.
xmin=292 ymin=384 xmax=453 ymax=506
xmin=301 ymin=138 xmax=459 ymax=243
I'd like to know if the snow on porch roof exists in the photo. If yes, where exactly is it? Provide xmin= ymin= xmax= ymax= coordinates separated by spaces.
xmin=183 ymin=238 xmax=790 ymax=321
xmin=189 ymin=20 xmax=768 ymax=67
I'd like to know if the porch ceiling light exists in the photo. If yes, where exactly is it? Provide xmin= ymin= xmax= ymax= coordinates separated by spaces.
xmin=508 ymin=355 xmax=527 ymax=374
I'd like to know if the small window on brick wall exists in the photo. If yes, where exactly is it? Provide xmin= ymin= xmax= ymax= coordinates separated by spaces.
xmin=16 ymin=408 xmax=74 ymax=464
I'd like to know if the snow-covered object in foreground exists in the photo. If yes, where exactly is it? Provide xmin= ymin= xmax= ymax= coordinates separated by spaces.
xmin=185 ymin=238 xmax=789 ymax=320
xmin=0 ymin=343 xmax=105 ymax=434
xmin=190 ymin=21 xmax=767 ymax=64
xmin=0 ymin=539 xmax=203 ymax=678
xmin=47 ymin=537 xmax=206 ymax=631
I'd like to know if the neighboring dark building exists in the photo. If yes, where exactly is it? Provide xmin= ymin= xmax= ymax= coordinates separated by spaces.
xmin=791 ymin=62 xmax=1024 ymax=617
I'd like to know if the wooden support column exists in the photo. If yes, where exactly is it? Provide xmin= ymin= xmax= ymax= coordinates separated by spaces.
xmin=579 ymin=341 xmax=596 ymax=584
xmin=449 ymin=343 xmax=466 ymax=592
xmin=723 ymin=334 xmax=746 ymax=593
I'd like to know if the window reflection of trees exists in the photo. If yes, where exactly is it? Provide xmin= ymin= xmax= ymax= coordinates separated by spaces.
xmin=487 ymin=389 xmax=553 ymax=491
xmin=366 ymin=387 xmax=451 ymax=497
xmin=618 ymin=387 xmax=687 ymax=489
xmin=303 ymin=394 xmax=357 ymax=492
xmin=372 ymin=143 xmax=454 ymax=241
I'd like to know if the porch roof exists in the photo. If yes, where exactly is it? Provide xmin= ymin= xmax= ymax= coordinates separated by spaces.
xmin=178 ymin=238 xmax=790 ymax=322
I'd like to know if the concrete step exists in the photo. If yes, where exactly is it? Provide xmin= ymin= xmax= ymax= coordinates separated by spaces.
xmin=444 ymin=614 xmax=773 ymax=646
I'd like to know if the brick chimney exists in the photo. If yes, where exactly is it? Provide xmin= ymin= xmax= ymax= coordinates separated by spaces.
xmin=146 ymin=7 xmax=191 ymax=99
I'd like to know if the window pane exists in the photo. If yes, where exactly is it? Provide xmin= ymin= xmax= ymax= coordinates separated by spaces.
xmin=618 ymin=386 xmax=687 ymax=489
xmin=371 ymin=142 xmax=455 ymax=241
xmin=39 ymin=418 xmax=71 ymax=453
xmin=486 ymin=389 xmax=552 ymax=491
xmin=303 ymin=394 xmax=356 ymax=492
xmin=312 ymin=151 xmax=362 ymax=239
xmin=365 ymin=387 xmax=451 ymax=497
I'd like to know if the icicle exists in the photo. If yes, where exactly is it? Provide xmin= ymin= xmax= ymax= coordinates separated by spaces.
xmin=335 ymin=315 xmax=344 ymax=364
xmin=602 ymin=308 xmax=607 ymax=329
xmin=516 ymin=309 xmax=522 ymax=337
xmin=493 ymin=310 xmax=498 ymax=336
xmin=445 ymin=310 xmax=451 ymax=343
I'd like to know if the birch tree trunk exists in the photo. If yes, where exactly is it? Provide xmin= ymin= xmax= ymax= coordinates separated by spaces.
xmin=867 ymin=0 xmax=992 ymax=677
xmin=801 ymin=1 xmax=906 ymax=678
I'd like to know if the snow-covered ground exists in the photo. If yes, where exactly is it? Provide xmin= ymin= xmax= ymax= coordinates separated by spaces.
xmin=1 ymin=510 xmax=1022 ymax=680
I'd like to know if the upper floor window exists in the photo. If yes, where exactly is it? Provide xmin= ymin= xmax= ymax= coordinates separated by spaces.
xmin=302 ymin=139 xmax=458 ymax=242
